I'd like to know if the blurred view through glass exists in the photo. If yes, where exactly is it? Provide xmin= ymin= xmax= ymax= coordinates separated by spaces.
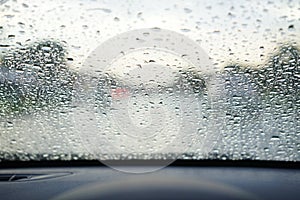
xmin=0 ymin=0 xmax=299 ymax=162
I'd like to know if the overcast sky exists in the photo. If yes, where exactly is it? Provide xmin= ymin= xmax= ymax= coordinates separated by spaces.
xmin=1 ymin=0 xmax=299 ymax=70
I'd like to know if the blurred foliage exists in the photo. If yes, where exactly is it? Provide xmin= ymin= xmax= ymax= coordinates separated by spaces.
xmin=253 ymin=45 xmax=299 ymax=96
xmin=0 ymin=41 xmax=76 ymax=116
xmin=223 ymin=44 xmax=299 ymax=115
xmin=177 ymin=69 xmax=207 ymax=94
xmin=1 ymin=42 xmax=299 ymax=116
xmin=224 ymin=45 xmax=299 ymax=97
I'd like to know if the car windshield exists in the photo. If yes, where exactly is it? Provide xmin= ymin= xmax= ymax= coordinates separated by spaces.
xmin=0 ymin=0 xmax=299 ymax=163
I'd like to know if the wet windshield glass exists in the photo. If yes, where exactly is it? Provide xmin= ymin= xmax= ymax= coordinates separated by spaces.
xmin=0 ymin=0 xmax=299 ymax=162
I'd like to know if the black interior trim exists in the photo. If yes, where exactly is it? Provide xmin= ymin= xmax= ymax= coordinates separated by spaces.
xmin=0 ymin=159 xmax=299 ymax=169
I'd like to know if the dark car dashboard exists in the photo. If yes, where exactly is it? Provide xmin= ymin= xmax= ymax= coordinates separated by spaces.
xmin=0 ymin=161 xmax=299 ymax=200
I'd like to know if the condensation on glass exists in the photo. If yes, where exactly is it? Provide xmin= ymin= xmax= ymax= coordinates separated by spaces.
xmin=0 ymin=0 xmax=299 ymax=161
